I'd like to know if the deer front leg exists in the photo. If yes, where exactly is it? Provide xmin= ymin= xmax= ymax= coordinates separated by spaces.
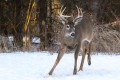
xmin=87 ymin=41 xmax=92 ymax=65
xmin=48 ymin=46 xmax=66 ymax=75
xmin=73 ymin=44 xmax=80 ymax=75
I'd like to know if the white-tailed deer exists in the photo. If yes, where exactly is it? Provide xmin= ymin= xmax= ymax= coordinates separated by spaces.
xmin=49 ymin=6 xmax=94 ymax=75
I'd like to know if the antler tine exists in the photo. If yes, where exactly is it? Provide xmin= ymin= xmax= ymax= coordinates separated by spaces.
xmin=60 ymin=5 xmax=64 ymax=14
xmin=61 ymin=7 xmax=66 ymax=15
xmin=76 ymin=5 xmax=80 ymax=18
xmin=79 ymin=8 xmax=83 ymax=17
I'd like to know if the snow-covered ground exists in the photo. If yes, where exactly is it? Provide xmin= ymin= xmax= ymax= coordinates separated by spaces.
xmin=0 ymin=52 xmax=120 ymax=80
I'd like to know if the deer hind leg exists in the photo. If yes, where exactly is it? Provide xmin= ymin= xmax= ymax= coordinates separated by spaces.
xmin=78 ymin=47 xmax=87 ymax=71
xmin=48 ymin=46 xmax=66 ymax=75
xmin=73 ymin=44 xmax=80 ymax=75
xmin=87 ymin=41 xmax=92 ymax=65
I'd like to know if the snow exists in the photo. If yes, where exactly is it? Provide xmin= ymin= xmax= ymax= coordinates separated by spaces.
xmin=8 ymin=36 xmax=40 ymax=43
xmin=32 ymin=37 xmax=40 ymax=43
xmin=8 ymin=36 xmax=14 ymax=41
xmin=0 ymin=52 xmax=120 ymax=80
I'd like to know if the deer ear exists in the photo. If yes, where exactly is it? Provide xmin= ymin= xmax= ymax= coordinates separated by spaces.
xmin=61 ymin=20 xmax=65 ymax=24
xmin=74 ymin=17 xmax=83 ymax=26
xmin=60 ymin=18 xmax=68 ymax=25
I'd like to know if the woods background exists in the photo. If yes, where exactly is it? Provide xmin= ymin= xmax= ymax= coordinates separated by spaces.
xmin=0 ymin=0 xmax=120 ymax=53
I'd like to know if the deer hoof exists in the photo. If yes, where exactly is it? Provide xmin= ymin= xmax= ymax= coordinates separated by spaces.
xmin=73 ymin=70 xmax=77 ymax=75
xmin=88 ymin=61 xmax=91 ymax=65
xmin=48 ymin=72 xmax=52 ymax=75
xmin=78 ymin=68 xmax=83 ymax=72
xmin=73 ymin=72 xmax=77 ymax=75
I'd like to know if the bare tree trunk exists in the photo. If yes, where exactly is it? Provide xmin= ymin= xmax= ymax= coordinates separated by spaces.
xmin=23 ymin=0 xmax=36 ymax=51
xmin=38 ymin=0 xmax=48 ymax=50
xmin=10 ymin=0 xmax=24 ymax=50
xmin=47 ymin=0 xmax=54 ymax=48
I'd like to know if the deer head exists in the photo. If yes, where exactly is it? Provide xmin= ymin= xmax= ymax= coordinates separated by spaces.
xmin=58 ymin=5 xmax=83 ymax=38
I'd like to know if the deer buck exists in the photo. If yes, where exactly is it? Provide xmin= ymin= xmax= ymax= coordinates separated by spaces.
xmin=49 ymin=6 xmax=94 ymax=75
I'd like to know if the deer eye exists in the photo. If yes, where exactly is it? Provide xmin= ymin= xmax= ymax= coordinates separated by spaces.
xmin=66 ymin=25 xmax=70 ymax=30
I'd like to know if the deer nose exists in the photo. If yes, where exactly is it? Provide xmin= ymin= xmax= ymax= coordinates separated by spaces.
xmin=71 ymin=33 xmax=75 ymax=37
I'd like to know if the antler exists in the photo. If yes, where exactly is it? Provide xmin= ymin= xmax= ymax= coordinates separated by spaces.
xmin=59 ymin=5 xmax=71 ymax=22
xmin=75 ymin=5 xmax=83 ymax=20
